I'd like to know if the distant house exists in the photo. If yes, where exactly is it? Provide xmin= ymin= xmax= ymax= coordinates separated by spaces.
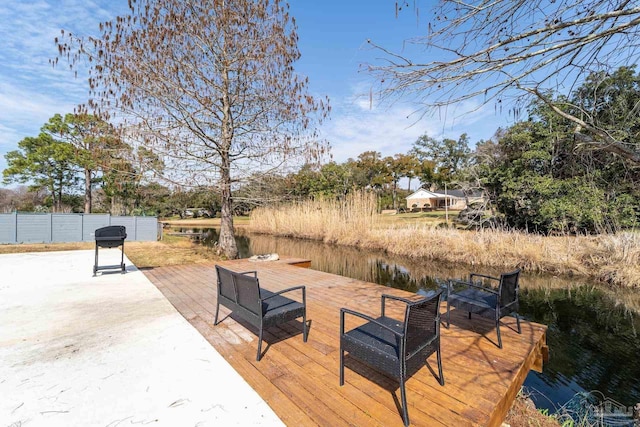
xmin=405 ymin=188 xmax=484 ymax=211
xmin=182 ymin=207 xmax=213 ymax=218
xmin=446 ymin=189 xmax=485 ymax=207
xmin=406 ymin=188 xmax=460 ymax=211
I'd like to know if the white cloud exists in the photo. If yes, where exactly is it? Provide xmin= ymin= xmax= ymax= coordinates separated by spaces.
xmin=0 ymin=0 xmax=129 ymax=176
xmin=0 ymin=82 xmax=78 ymax=145
xmin=322 ymin=104 xmax=428 ymax=162
xmin=0 ymin=0 xmax=514 ymax=181
xmin=322 ymin=87 xmax=508 ymax=162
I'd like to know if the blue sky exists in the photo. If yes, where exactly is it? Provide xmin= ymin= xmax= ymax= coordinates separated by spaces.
xmin=0 ymin=0 xmax=511 ymax=175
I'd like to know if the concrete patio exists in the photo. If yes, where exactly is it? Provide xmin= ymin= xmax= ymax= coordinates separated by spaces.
xmin=0 ymin=249 xmax=283 ymax=426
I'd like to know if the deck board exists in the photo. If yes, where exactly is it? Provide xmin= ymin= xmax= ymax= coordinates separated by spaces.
xmin=143 ymin=258 xmax=547 ymax=426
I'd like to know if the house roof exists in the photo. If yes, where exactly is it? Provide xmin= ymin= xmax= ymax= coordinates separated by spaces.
xmin=406 ymin=188 xmax=456 ymax=200
xmin=447 ymin=189 xmax=484 ymax=198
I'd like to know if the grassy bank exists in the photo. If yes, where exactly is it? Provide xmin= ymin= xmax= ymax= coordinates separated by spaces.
xmin=161 ymin=216 xmax=250 ymax=227
xmin=124 ymin=235 xmax=221 ymax=267
xmin=0 ymin=234 xmax=222 ymax=268
xmin=249 ymin=193 xmax=640 ymax=288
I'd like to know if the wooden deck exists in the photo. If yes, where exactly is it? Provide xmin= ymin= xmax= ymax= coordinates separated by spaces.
xmin=143 ymin=258 xmax=548 ymax=427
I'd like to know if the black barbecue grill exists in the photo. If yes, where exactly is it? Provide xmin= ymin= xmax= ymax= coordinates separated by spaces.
xmin=93 ymin=225 xmax=127 ymax=276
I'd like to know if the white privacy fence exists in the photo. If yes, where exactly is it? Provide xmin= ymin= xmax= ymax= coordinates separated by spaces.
xmin=0 ymin=213 xmax=158 ymax=244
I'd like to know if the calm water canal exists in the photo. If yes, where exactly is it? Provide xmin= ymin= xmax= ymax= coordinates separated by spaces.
xmin=188 ymin=227 xmax=640 ymax=417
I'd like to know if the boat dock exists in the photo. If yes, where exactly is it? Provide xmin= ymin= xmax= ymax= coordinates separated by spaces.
xmin=144 ymin=257 xmax=548 ymax=426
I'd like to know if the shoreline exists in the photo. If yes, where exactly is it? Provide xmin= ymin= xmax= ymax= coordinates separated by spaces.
xmin=164 ymin=217 xmax=640 ymax=288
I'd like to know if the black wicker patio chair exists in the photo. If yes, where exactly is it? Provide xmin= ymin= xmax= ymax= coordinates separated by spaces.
xmin=446 ymin=268 xmax=521 ymax=348
xmin=214 ymin=265 xmax=307 ymax=361
xmin=340 ymin=290 xmax=444 ymax=426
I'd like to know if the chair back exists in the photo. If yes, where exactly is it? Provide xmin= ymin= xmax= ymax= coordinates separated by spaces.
xmin=215 ymin=265 xmax=237 ymax=301
xmin=498 ymin=269 xmax=521 ymax=308
xmin=233 ymin=271 xmax=262 ymax=316
xmin=404 ymin=290 xmax=443 ymax=357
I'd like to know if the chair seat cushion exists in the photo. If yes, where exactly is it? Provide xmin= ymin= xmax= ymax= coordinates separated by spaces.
xmin=448 ymin=288 xmax=497 ymax=318
xmin=260 ymin=289 xmax=305 ymax=326
xmin=341 ymin=316 xmax=403 ymax=378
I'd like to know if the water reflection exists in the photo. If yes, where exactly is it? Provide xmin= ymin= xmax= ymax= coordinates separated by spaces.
xmin=199 ymin=227 xmax=482 ymax=290
xmin=191 ymin=227 xmax=640 ymax=413
xmin=521 ymin=286 xmax=640 ymax=413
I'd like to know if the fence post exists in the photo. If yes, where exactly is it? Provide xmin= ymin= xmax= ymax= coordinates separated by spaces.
xmin=13 ymin=211 xmax=17 ymax=244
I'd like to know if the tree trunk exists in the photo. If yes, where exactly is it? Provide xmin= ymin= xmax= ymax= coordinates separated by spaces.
xmin=84 ymin=169 xmax=92 ymax=213
xmin=407 ymin=177 xmax=412 ymax=192
xmin=218 ymin=65 xmax=239 ymax=259
xmin=56 ymin=174 xmax=63 ymax=212
xmin=219 ymin=152 xmax=238 ymax=259
xmin=392 ymin=180 xmax=398 ymax=210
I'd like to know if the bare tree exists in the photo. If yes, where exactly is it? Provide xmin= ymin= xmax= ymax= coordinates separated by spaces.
xmin=367 ymin=0 xmax=640 ymax=164
xmin=55 ymin=0 xmax=328 ymax=258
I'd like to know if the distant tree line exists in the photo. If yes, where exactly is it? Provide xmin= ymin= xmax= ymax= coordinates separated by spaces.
xmin=245 ymin=67 xmax=640 ymax=234
xmin=3 ymin=67 xmax=639 ymax=234
xmin=2 ymin=113 xmax=163 ymax=215
xmin=477 ymin=66 xmax=640 ymax=233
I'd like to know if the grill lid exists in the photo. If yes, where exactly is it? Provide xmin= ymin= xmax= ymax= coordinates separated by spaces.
xmin=95 ymin=226 xmax=127 ymax=241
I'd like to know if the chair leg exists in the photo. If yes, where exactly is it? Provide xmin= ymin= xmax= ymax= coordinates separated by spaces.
xmin=516 ymin=312 xmax=522 ymax=334
xmin=213 ymin=301 xmax=220 ymax=325
xmin=256 ymin=328 xmax=264 ymax=361
xmin=468 ymin=311 xmax=472 ymax=319
xmin=302 ymin=311 xmax=308 ymax=342
xmin=496 ymin=319 xmax=502 ymax=349
xmin=339 ymin=346 xmax=344 ymax=386
xmin=446 ymin=299 xmax=450 ymax=328
xmin=400 ymin=377 xmax=409 ymax=426
xmin=437 ymin=345 xmax=445 ymax=386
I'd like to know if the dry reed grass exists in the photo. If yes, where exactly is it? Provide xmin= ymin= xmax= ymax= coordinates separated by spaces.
xmin=504 ymin=393 xmax=562 ymax=427
xmin=250 ymin=191 xmax=377 ymax=245
xmin=248 ymin=194 xmax=640 ymax=288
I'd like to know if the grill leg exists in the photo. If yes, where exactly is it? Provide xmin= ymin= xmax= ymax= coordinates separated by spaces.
xmin=93 ymin=243 xmax=99 ymax=276
xmin=120 ymin=242 xmax=125 ymax=273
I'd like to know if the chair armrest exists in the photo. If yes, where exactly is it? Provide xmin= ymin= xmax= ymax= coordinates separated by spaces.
xmin=238 ymin=270 xmax=258 ymax=277
xmin=448 ymin=279 xmax=499 ymax=295
xmin=340 ymin=308 xmax=404 ymax=337
xmin=262 ymin=285 xmax=306 ymax=302
xmin=381 ymin=294 xmax=414 ymax=317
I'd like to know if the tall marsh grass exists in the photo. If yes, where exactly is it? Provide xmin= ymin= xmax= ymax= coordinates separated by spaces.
xmin=249 ymin=191 xmax=377 ymax=245
xmin=248 ymin=194 xmax=640 ymax=288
